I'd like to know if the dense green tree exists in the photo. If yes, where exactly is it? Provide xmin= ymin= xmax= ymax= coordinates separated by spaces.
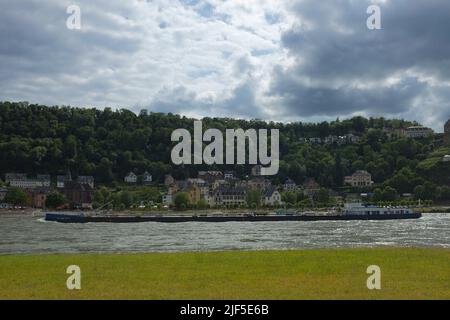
xmin=197 ymin=199 xmax=209 ymax=210
xmin=334 ymin=153 xmax=344 ymax=187
xmin=246 ymin=189 xmax=261 ymax=208
xmin=119 ymin=191 xmax=133 ymax=209
xmin=438 ymin=186 xmax=450 ymax=201
xmin=45 ymin=192 xmax=67 ymax=209
xmin=281 ymin=190 xmax=306 ymax=206
xmin=413 ymin=185 xmax=426 ymax=200
xmin=92 ymin=186 xmax=113 ymax=209
xmin=373 ymin=188 xmax=384 ymax=202
xmin=174 ymin=192 xmax=190 ymax=210
xmin=382 ymin=186 xmax=398 ymax=202
xmin=385 ymin=168 xmax=424 ymax=194
xmin=314 ymin=188 xmax=330 ymax=203
xmin=4 ymin=187 xmax=28 ymax=206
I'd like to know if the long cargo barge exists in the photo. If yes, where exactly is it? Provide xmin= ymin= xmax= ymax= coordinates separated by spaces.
xmin=45 ymin=208 xmax=422 ymax=223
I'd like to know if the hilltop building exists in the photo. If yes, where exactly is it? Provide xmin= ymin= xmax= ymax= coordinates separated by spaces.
xmin=383 ymin=127 xmax=405 ymax=140
xmin=142 ymin=171 xmax=152 ymax=185
xmin=309 ymin=137 xmax=322 ymax=144
xmin=283 ymin=178 xmax=297 ymax=192
xmin=344 ymin=170 xmax=374 ymax=187
xmin=444 ymin=119 xmax=450 ymax=146
xmin=124 ymin=172 xmax=137 ymax=184
xmin=403 ymin=126 xmax=433 ymax=138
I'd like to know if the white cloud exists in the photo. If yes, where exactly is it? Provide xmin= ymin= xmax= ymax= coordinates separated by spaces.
xmin=0 ymin=0 xmax=293 ymax=116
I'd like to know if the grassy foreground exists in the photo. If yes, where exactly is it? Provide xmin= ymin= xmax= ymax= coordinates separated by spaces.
xmin=0 ymin=248 xmax=449 ymax=300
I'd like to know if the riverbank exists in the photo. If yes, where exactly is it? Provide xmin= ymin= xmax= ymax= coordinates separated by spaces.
xmin=0 ymin=248 xmax=449 ymax=299
xmin=2 ymin=205 xmax=450 ymax=217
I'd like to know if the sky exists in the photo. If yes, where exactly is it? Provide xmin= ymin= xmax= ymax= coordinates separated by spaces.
xmin=0 ymin=0 xmax=449 ymax=132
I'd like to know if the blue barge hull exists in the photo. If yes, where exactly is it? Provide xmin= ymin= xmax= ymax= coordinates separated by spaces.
xmin=45 ymin=212 xmax=422 ymax=223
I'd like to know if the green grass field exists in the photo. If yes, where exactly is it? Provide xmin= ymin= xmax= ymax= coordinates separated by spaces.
xmin=0 ymin=248 xmax=449 ymax=299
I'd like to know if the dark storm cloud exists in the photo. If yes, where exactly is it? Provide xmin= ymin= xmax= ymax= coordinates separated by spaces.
xmin=272 ymin=73 xmax=426 ymax=117
xmin=272 ymin=0 xmax=450 ymax=124
xmin=147 ymin=79 xmax=264 ymax=119
xmin=0 ymin=1 xmax=141 ymax=74
xmin=0 ymin=0 xmax=142 ymax=105
xmin=147 ymin=86 xmax=213 ymax=116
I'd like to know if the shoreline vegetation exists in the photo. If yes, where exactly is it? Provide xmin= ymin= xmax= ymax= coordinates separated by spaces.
xmin=1 ymin=205 xmax=450 ymax=216
xmin=0 ymin=248 xmax=448 ymax=299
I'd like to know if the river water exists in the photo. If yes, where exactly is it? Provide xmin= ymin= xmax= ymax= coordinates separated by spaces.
xmin=0 ymin=213 xmax=449 ymax=255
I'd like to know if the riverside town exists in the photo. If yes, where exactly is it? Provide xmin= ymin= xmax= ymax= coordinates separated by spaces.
xmin=1 ymin=0 xmax=450 ymax=303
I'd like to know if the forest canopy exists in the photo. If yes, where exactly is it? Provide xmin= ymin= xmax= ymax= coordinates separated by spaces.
xmin=0 ymin=101 xmax=447 ymax=197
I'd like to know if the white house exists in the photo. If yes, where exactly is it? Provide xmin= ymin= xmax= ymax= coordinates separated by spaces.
xmin=124 ymin=172 xmax=137 ymax=183
xmin=162 ymin=193 xmax=173 ymax=205
xmin=142 ymin=171 xmax=152 ymax=185
xmin=443 ymin=155 xmax=450 ymax=162
xmin=262 ymin=186 xmax=282 ymax=206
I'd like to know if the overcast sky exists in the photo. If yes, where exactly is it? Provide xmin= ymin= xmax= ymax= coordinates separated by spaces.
xmin=1 ymin=0 xmax=449 ymax=131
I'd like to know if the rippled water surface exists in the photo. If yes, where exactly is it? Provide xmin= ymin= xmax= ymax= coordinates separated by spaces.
xmin=0 ymin=213 xmax=449 ymax=254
